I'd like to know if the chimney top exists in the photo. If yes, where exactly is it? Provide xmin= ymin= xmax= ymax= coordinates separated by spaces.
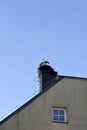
xmin=38 ymin=60 xmax=58 ymax=92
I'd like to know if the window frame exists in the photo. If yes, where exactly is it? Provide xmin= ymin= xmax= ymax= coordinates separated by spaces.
xmin=52 ymin=107 xmax=67 ymax=123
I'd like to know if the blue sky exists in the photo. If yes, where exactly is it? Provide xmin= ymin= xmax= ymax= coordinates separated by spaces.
xmin=0 ymin=0 xmax=87 ymax=120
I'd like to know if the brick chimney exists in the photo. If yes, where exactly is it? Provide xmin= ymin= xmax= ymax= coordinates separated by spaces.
xmin=38 ymin=60 xmax=58 ymax=92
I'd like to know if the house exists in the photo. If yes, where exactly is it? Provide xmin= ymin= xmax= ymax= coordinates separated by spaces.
xmin=0 ymin=61 xmax=87 ymax=130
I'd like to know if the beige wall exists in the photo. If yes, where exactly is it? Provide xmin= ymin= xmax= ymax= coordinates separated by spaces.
xmin=0 ymin=77 xmax=87 ymax=130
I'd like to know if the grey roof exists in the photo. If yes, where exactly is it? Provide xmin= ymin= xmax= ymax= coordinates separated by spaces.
xmin=0 ymin=76 xmax=63 ymax=124
xmin=0 ymin=75 xmax=87 ymax=124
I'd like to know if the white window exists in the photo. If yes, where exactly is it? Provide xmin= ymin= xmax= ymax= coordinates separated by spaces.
xmin=52 ymin=108 xmax=67 ymax=122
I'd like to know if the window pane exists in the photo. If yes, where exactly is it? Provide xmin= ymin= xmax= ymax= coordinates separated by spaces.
xmin=53 ymin=110 xmax=58 ymax=115
xmin=59 ymin=110 xmax=64 ymax=115
xmin=59 ymin=116 xmax=64 ymax=121
xmin=53 ymin=115 xmax=58 ymax=120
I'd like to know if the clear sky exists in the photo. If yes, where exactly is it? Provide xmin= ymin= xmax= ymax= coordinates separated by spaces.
xmin=0 ymin=0 xmax=87 ymax=120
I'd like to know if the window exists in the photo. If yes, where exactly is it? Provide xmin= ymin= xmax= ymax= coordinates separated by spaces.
xmin=52 ymin=108 xmax=67 ymax=122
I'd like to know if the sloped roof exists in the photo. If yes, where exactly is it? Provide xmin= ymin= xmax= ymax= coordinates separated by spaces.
xmin=0 ymin=76 xmax=63 ymax=124
xmin=0 ymin=75 xmax=87 ymax=124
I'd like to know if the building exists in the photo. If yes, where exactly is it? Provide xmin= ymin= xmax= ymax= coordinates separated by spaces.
xmin=0 ymin=61 xmax=87 ymax=130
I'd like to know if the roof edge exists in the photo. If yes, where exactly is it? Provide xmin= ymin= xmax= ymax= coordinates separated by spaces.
xmin=59 ymin=75 xmax=87 ymax=80
xmin=1 ymin=75 xmax=86 ymax=124
xmin=0 ymin=76 xmax=63 ymax=125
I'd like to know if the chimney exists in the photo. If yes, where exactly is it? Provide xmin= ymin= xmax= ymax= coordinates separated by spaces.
xmin=38 ymin=60 xmax=58 ymax=92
